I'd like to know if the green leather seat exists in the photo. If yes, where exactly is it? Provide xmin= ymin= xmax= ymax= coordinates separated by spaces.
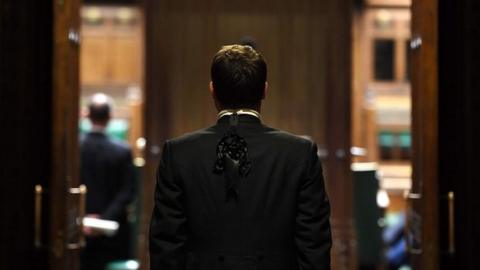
xmin=105 ymin=260 xmax=139 ymax=270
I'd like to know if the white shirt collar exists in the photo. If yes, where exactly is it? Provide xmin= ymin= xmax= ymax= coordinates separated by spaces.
xmin=90 ymin=124 xmax=107 ymax=133
xmin=217 ymin=109 xmax=261 ymax=120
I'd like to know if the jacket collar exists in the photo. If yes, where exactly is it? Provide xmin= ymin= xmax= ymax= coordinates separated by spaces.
xmin=87 ymin=130 xmax=107 ymax=137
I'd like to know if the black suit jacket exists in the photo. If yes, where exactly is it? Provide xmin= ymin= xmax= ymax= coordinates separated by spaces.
xmin=80 ymin=131 xmax=135 ymax=256
xmin=150 ymin=115 xmax=331 ymax=270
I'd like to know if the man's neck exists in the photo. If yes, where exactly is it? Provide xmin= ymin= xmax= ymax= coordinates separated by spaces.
xmin=91 ymin=124 xmax=107 ymax=133
xmin=218 ymin=105 xmax=261 ymax=113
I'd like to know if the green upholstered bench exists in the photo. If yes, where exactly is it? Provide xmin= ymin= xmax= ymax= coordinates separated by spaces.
xmin=106 ymin=260 xmax=139 ymax=270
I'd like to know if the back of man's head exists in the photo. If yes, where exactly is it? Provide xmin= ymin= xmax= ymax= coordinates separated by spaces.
xmin=211 ymin=45 xmax=267 ymax=109
xmin=88 ymin=93 xmax=111 ymax=126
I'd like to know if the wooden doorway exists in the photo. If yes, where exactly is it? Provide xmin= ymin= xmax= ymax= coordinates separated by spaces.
xmin=351 ymin=1 xmax=413 ymax=269
xmin=141 ymin=0 xmax=354 ymax=269
xmin=78 ymin=3 xmax=146 ymax=267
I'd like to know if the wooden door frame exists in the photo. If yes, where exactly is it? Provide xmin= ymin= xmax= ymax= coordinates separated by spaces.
xmin=138 ymin=1 xmax=173 ymax=268
xmin=51 ymin=0 xmax=82 ymax=269
xmin=409 ymin=0 xmax=439 ymax=269
xmin=326 ymin=0 xmax=356 ymax=269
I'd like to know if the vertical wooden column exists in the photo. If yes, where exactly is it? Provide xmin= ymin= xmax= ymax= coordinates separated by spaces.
xmin=351 ymin=10 xmax=366 ymax=164
xmin=409 ymin=0 xmax=438 ymax=269
xmin=325 ymin=0 xmax=355 ymax=269
xmin=51 ymin=0 xmax=81 ymax=269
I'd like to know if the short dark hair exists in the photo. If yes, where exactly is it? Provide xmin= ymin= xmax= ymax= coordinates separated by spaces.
xmin=88 ymin=93 xmax=111 ymax=124
xmin=211 ymin=45 xmax=267 ymax=108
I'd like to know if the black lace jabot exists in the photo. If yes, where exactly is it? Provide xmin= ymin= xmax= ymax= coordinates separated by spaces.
xmin=213 ymin=113 xmax=252 ymax=201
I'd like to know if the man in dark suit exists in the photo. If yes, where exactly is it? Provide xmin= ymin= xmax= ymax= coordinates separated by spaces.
xmin=81 ymin=93 xmax=135 ymax=270
xmin=149 ymin=45 xmax=331 ymax=270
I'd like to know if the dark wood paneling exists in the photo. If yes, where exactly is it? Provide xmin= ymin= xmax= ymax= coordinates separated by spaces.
xmin=0 ymin=0 xmax=53 ymax=269
xmin=144 ymin=5 xmax=330 ymax=141
xmin=325 ymin=1 xmax=355 ymax=269
xmin=143 ymin=0 xmax=353 ymax=269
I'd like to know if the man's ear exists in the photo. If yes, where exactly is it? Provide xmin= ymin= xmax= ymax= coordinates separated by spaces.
xmin=262 ymin=82 xmax=268 ymax=100
xmin=209 ymin=81 xmax=215 ymax=96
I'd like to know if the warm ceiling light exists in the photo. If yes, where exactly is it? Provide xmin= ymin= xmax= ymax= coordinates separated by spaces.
xmin=84 ymin=7 xmax=102 ymax=23
xmin=376 ymin=9 xmax=393 ymax=26
xmin=116 ymin=8 xmax=134 ymax=23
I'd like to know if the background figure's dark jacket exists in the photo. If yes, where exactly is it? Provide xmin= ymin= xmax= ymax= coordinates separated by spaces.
xmin=80 ymin=131 xmax=135 ymax=269
xmin=150 ymin=115 xmax=331 ymax=270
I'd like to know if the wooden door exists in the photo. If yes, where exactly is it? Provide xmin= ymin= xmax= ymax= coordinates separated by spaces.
xmin=436 ymin=0 xmax=480 ymax=269
xmin=0 ymin=1 xmax=54 ymax=269
xmin=0 ymin=0 xmax=81 ymax=269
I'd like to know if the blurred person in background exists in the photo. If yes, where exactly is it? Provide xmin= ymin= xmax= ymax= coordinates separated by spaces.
xmin=80 ymin=93 xmax=135 ymax=270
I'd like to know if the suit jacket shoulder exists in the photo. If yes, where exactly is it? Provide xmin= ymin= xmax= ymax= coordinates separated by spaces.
xmin=109 ymin=137 xmax=132 ymax=155
xmin=166 ymin=124 xmax=315 ymax=171
xmin=81 ymin=132 xmax=132 ymax=156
